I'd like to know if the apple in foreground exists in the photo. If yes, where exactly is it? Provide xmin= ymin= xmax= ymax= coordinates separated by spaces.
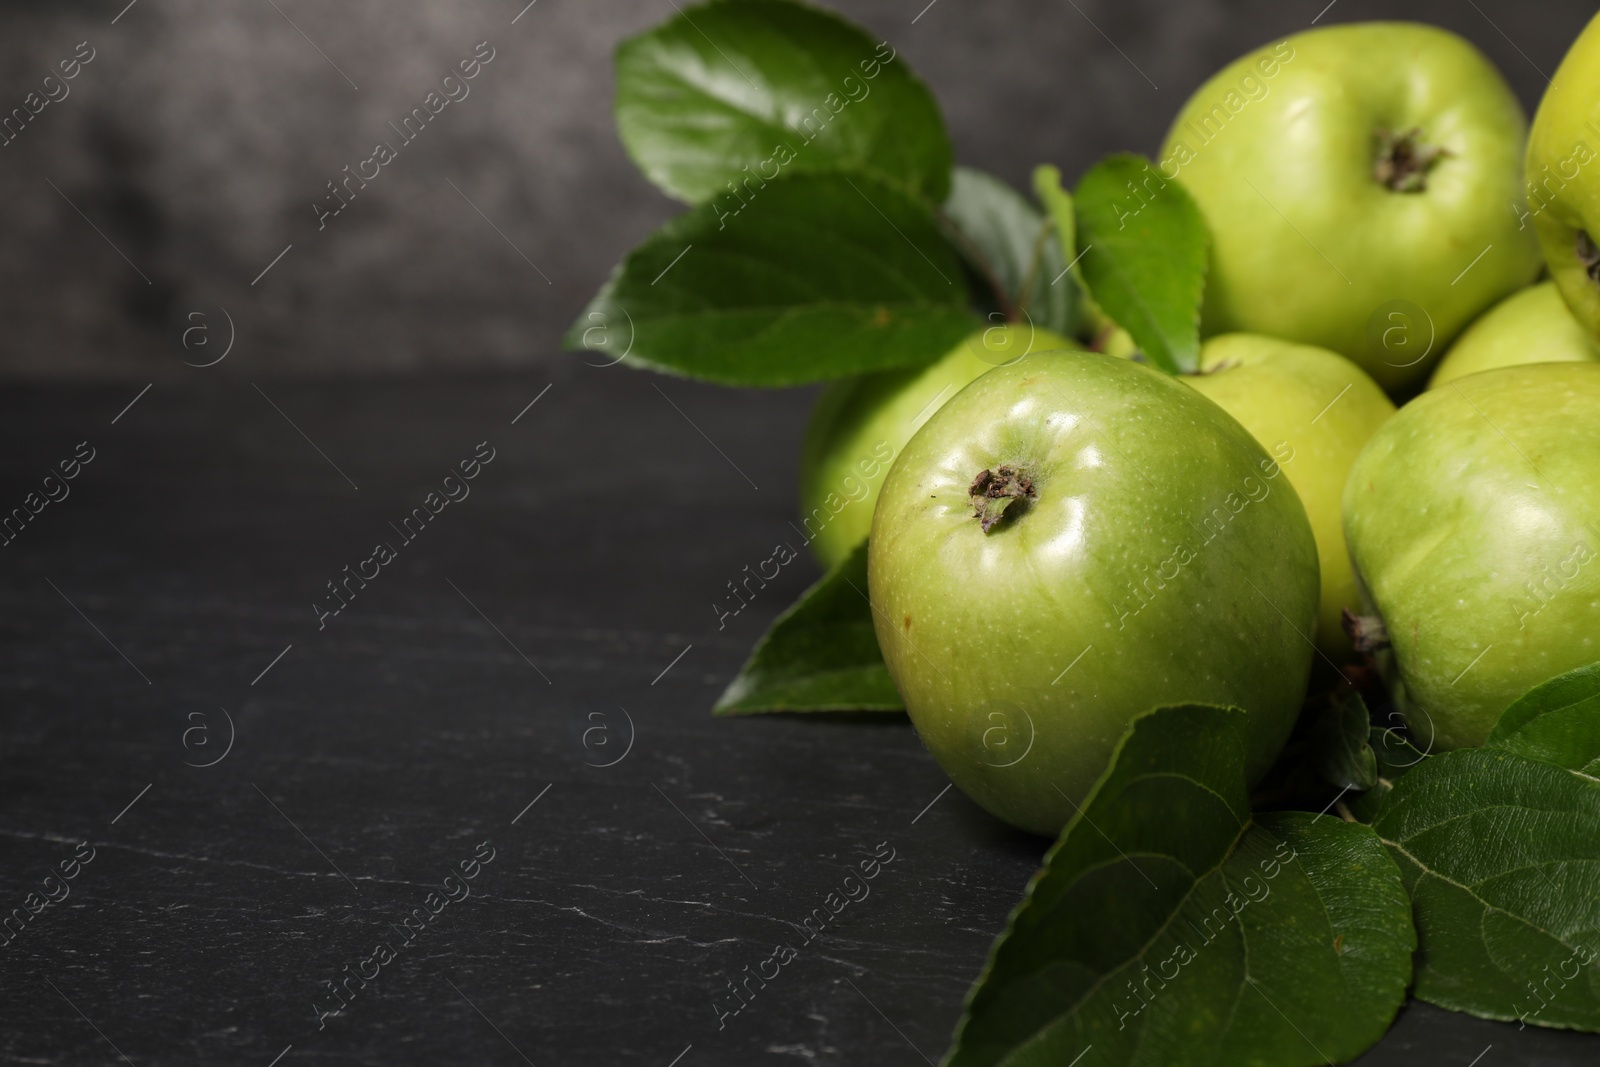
xmin=798 ymin=324 xmax=1075 ymax=568
xmin=1429 ymin=281 xmax=1600 ymax=389
xmin=1344 ymin=363 xmax=1600 ymax=750
xmin=1162 ymin=23 xmax=1541 ymax=391
xmin=1527 ymin=10 xmax=1600 ymax=339
xmin=868 ymin=351 xmax=1319 ymax=835
xmin=1184 ymin=334 xmax=1394 ymax=657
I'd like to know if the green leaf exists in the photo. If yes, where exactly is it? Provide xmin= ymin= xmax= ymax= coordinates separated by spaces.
xmin=1345 ymin=716 xmax=1432 ymax=824
xmin=714 ymin=539 xmax=900 ymax=714
xmin=941 ymin=167 xmax=1076 ymax=337
xmin=1371 ymin=660 xmax=1600 ymax=1030
xmin=946 ymin=704 xmax=1413 ymax=1067
xmin=1312 ymin=691 xmax=1379 ymax=792
xmin=1072 ymin=154 xmax=1209 ymax=374
xmin=1370 ymin=720 xmax=1431 ymax=781
xmin=565 ymin=171 xmax=977 ymax=386
xmin=1486 ymin=660 xmax=1600 ymax=774
xmin=615 ymin=0 xmax=952 ymax=205
xmin=1372 ymin=751 xmax=1600 ymax=1029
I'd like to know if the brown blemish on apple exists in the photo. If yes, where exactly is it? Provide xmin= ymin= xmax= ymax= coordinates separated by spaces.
xmin=902 ymin=614 xmax=912 ymax=634
xmin=1578 ymin=231 xmax=1600 ymax=288
xmin=969 ymin=466 xmax=1035 ymax=533
xmin=1373 ymin=128 xmax=1449 ymax=193
xmin=872 ymin=306 xmax=892 ymax=327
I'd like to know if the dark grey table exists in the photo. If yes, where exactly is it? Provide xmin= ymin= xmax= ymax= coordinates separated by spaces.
xmin=1 ymin=366 xmax=1594 ymax=1065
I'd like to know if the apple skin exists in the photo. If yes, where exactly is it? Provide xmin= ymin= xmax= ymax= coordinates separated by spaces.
xmin=1184 ymin=334 xmax=1395 ymax=657
xmin=1527 ymin=11 xmax=1600 ymax=339
xmin=1428 ymin=281 xmax=1600 ymax=390
xmin=1344 ymin=363 xmax=1600 ymax=750
xmin=868 ymin=351 xmax=1319 ymax=836
xmin=798 ymin=324 xmax=1075 ymax=568
xmin=1162 ymin=23 xmax=1541 ymax=391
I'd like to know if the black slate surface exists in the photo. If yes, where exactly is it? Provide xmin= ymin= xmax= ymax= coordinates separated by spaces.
xmin=2 ymin=368 xmax=1598 ymax=1066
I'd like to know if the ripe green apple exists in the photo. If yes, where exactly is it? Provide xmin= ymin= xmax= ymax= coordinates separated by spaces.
xmin=798 ymin=324 xmax=1075 ymax=568
xmin=868 ymin=350 xmax=1319 ymax=835
xmin=1429 ymin=281 xmax=1600 ymax=389
xmin=1527 ymin=14 xmax=1600 ymax=340
xmin=1344 ymin=363 xmax=1600 ymax=750
xmin=1184 ymin=334 xmax=1394 ymax=657
xmin=1161 ymin=23 xmax=1541 ymax=391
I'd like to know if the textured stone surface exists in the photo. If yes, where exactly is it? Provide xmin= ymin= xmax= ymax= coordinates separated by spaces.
xmin=0 ymin=371 xmax=1597 ymax=1063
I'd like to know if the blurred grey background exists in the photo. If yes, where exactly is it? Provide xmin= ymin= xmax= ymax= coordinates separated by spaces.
xmin=0 ymin=0 xmax=1592 ymax=380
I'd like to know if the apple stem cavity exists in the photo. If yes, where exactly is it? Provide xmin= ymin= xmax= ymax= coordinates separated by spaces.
xmin=1578 ymin=230 xmax=1600 ymax=288
xmin=1373 ymin=127 xmax=1449 ymax=193
xmin=969 ymin=466 xmax=1036 ymax=533
xmin=1341 ymin=608 xmax=1392 ymax=654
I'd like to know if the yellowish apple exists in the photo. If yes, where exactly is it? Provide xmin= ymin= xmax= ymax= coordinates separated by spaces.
xmin=1526 ymin=11 xmax=1600 ymax=339
xmin=1185 ymin=334 xmax=1395 ymax=656
xmin=1428 ymin=281 xmax=1600 ymax=389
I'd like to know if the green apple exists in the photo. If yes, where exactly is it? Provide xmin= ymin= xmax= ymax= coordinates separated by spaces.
xmin=1184 ymin=334 xmax=1394 ymax=657
xmin=868 ymin=350 xmax=1319 ymax=835
xmin=798 ymin=324 xmax=1075 ymax=568
xmin=1527 ymin=14 xmax=1600 ymax=339
xmin=1344 ymin=363 xmax=1600 ymax=750
xmin=1161 ymin=23 xmax=1542 ymax=391
xmin=1429 ymin=281 xmax=1600 ymax=389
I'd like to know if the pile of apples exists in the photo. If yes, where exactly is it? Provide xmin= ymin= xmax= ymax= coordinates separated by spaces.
xmin=803 ymin=19 xmax=1600 ymax=835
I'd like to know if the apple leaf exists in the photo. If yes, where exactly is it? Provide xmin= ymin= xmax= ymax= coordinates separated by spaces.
xmin=1485 ymin=660 xmax=1600 ymax=774
xmin=714 ymin=539 xmax=901 ymax=714
xmin=565 ymin=171 xmax=978 ymax=386
xmin=615 ymin=0 xmax=951 ymax=205
xmin=945 ymin=704 xmax=1413 ymax=1067
xmin=1311 ymin=691 xmax=1379 ymax=792
xmin=940 ymin=167 xmax=1077 ymax=338
xmin=1345 ymin=717 xmax=1432 ymax=824
xmin=1371 ymin=659 xmax=1600 ymax=1030
xmin=1371 ymin=718 xmax=1431 ymax=781
xmin=1072 ymin=154 xmax=1208 ymax=374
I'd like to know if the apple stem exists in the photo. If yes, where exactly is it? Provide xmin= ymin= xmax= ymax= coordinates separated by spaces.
xmin=1341 ymin=608 xmax=1392 ymax=654
xmin=1373 ymin=128 xmax=1449 ymax=193
xmin=969 ymin=466 xmax=1035 ymax=533
xmin=1578 ymin=231 xmax=1600 ymax=288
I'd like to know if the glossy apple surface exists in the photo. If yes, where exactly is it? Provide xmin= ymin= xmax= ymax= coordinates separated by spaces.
xmin=1344 ymin=363 xmax=1600 ymax=749
xmin=868 ymin=351 xmax=1319 ymax=835
xmin=1527 ymin=11 xmax=1600 ymax=339
xmin=1185 ymin=334 xmax=1394 ymax=656
xmin=798 ymin=324 xmax=1075 ymax=568
xmin=1162 ymin=23 xmax=1541 ymax=391
xmin=1429 ymin=281 xmax=1600 ymax=389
